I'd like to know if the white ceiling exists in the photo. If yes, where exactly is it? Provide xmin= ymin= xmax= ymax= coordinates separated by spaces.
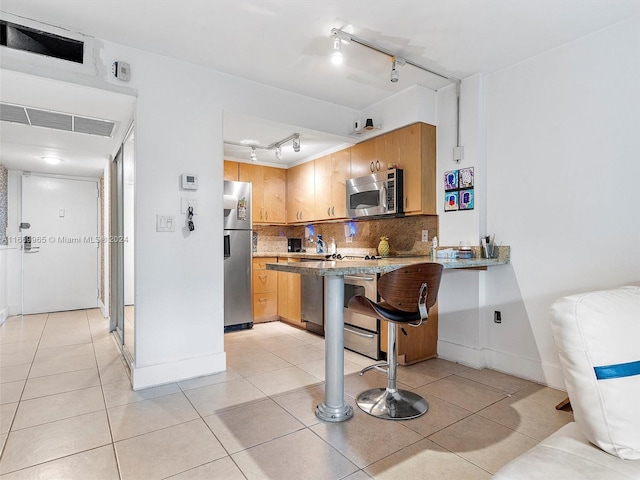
xmin=1 ymin=0 xmax=639 ymax=173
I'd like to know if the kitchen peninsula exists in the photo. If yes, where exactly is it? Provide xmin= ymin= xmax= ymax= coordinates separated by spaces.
xmin=267 ymin=253 xmax=510 ymax=422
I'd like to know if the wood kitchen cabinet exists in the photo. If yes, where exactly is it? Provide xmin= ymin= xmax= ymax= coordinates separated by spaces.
xmin=397 ymin=122 xmax=437 ymax=214
xmin=239 ymin=164 xmax=286 ymax=224
xmin=314 ymin=149 xmax=350 ymax=220
xmin=252 ymin=257 xmax=278 ymax=323
xmin=350 ymin=134 xmax=384 ymax=178
xmin=286 ymin=161 xmax=315 ymax=223
xmin=380 ymin=304 xmax=439 ymax=364
xmin=277 ymin=257 xmax=303 ymax=328
xmin=223 ymin=160 xmax=239 ymax=181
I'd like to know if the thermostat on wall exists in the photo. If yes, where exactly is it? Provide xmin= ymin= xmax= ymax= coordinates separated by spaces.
xmin=181 ymin=174 xmax=199 ymax=190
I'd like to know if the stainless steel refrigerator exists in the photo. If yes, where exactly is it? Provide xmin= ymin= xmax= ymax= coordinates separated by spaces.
xmin=223 ymin=180 xmax=253 ymax=331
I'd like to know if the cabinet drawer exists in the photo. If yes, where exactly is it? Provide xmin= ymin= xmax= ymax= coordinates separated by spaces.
xmin=253 ymin=270 xmax=277 ymax=293
xmin=253 ymin=257 xmax=277 ymax=270
xmin=253 ymin=292 xmax=278 ymax=319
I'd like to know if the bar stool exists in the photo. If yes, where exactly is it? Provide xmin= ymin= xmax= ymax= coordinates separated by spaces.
xmin=348 ymin=263 xmax=443 ymax=420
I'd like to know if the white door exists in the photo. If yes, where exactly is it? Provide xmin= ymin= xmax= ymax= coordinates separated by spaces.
xmin=22 ymin=175 xmax=99 ymax=314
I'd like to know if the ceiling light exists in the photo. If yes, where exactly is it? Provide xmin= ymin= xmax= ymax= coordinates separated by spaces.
xmin=42 ymin=156 xmax=62 ymax=165
xmin=292 ymin=136 xmax=300 ymax=153
xmin=250 ymin=147 xmax=257 ymax=162
xmin=331 ymin=37 xmax=343 ymax=65
xmin=275 ymin=146 xmax=283 ymax=161
xmin=390 ymin=58 xmax=399 ymax=83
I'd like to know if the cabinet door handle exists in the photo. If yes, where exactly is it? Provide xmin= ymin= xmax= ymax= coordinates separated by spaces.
xmin=258 ymin=275 xmax=267 ymax=279
xmin=331 ymin=206 xmax=335 ymax=216
xmin=370 ymin=161 xmax=374 ymax=172
xmin=376 ymin=160 xmax=380 ymax=171
xmin=265 ymin=211 xmax=268 ymax=220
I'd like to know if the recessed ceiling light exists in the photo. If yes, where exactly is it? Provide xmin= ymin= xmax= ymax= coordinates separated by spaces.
xmin=42 ymin=156 xmax=62 ymax=165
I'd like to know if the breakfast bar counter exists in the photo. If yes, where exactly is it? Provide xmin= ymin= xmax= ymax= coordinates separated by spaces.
xmin=266 ymin=252 xmax=510 ymax=422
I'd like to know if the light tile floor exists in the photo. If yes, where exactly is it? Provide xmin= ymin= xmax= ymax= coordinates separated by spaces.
xmin=0 ymin=310 xmax=574 ymax=479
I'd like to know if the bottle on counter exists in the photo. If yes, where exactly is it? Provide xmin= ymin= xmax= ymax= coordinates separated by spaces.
xmin=431 ymin=236 xmax=438 ymax=258
xmin=316 ymin=235 xmax=325 ymax=254
xmin=329 ymin=237 xmax=336 ymax=255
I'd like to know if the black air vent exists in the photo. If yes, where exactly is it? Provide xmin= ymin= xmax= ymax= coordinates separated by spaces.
xmin=26 ymin=108 xmax=73 ymax=132
xmin=0 ymin=103 xmax=29 ymax=125
xmin=1 ymin=20 xmax=84 ymax=64
xmin=74 ymin=116 xmax=115 ymax=137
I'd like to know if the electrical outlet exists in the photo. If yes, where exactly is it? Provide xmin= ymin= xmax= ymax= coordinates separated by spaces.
xmin=494 ymin=311 xmax=502 ymax=324
xmin=421 ymin=230 xmax=429 ymax=242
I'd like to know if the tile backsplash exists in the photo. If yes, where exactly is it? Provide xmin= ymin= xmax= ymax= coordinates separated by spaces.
xmin=254 ymin=215 xmax=438 ymax=256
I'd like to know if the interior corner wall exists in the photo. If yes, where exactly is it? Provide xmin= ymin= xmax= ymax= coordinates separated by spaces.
xmin=483 ymin=16 xmax=640 ymax=388
xmin=434 ymin=75 xmax=488 ymax=368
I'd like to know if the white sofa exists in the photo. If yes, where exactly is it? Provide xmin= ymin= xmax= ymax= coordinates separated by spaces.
xmin=494 ymin=286 xmax=640 ymax=479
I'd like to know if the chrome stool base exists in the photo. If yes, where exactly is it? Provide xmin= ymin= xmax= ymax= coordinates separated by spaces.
xmin=356 ymin=388 xmax=428 ymax=420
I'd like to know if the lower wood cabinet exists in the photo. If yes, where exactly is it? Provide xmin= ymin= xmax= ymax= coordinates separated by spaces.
xmin=252 ymin=257 xmax=278 ymax=323
xmin=277 ymin=257 xmax=303 ymax=328
xmin=380 ymin=304 xmax=438 ymax=364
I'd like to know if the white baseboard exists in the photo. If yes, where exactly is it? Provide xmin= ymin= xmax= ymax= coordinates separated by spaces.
xmin=437 ymin=340 xmax=567 ymax=390
xmin=8 ymin=304 xmax=20 ymax=316
xmin=131 ymin=352 xmax=227 ymax=390
xmin=0 ymin=307 xmax=7 ymax=325
xmin=437 ymin=339 xmax=487 ymax=369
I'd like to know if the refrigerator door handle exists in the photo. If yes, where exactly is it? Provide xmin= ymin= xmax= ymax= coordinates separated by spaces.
xmin=224 ymin=234 xmax=231 ymax=258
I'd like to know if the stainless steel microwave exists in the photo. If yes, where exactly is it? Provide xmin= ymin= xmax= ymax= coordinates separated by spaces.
xmin=346 ymin=169 xmax=404 ymax=218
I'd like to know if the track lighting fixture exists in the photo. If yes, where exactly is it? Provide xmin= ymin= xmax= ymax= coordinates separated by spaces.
xmin=331 ymin=36 xmax=343 ymax=65
xmin=390 ymin=57 xmax=399 ymax=83
xmin=329 ymin=27 xmax=464 ymax=162
xmin=224 ymin=132 xmax=301 ymax=162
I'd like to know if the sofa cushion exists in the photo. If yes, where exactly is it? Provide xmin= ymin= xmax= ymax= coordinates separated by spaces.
xmin=493 ymin=422 xmax=640 ymax=479
xmin=550 ymin=286 xmax=640 ymax=460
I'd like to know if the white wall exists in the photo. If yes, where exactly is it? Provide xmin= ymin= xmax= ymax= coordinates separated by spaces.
xmin=482 ymin=17 xmax=640 ymax=387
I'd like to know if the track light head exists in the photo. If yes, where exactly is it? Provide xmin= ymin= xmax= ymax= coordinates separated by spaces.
xmin=250 ymin=147 xmax=257 ymax=162
xmin=390 ymin=58 xmax=399 ymax=83
xmin=275 ymin=146 xmax=283 ymax=161
xmin=292 ymin=136 xmax=300 ymax=152
xmin=331 ymin=36 xmax=343 ymax=65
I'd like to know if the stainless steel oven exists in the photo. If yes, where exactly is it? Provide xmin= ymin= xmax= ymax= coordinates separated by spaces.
xmin=343 ymin=273 xmax=382 ymax=360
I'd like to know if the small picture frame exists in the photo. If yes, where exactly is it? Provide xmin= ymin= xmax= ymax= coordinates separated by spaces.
xmin=444 ymin=170 xmax=459 ymax=191
xmin=459 ymin=167 xmax=474 ymax=188
xmin=444 ymin=191 xmax=459 ymax=211
xmin=459 ymin=189 xmax=474 ymax=210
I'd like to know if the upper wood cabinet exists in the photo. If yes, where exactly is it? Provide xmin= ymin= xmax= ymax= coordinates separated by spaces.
xmin=239 ymin=163 xmax=286 ymax=224
xmin=397 ymin=123 xmax=436 ymax=214
xmin=223 ymin=160 xmax=239 ymax=181
xmin=350 ymin=135 xmax=384 ymax=178
xmin=286 ymin=161 xmax=315 ymax=223
xmin=314 ymin=149 xmax=351 ymax=221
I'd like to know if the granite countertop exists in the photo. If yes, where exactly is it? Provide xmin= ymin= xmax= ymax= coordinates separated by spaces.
xmin=266 ymin=254 xmax=509 ymax=276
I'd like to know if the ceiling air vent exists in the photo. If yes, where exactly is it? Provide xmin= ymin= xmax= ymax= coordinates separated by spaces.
xmin=74 ymin=116 xmax=115 ymax=137
xmin=0 ymin=102 xmax=116 ymax=137
xmin=26 ymin=108 xmax=73 ymax=132
xmin=0 ymin=103 xmax=29 ymax=125
xmin=0 ymin=20 xmax=84 ymax=64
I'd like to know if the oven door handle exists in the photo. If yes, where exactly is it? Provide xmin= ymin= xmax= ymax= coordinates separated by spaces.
xmin=344 ymin=275 xmax=375 ymax=282
xmin=344 ymin=326 xmax=375 ymax=339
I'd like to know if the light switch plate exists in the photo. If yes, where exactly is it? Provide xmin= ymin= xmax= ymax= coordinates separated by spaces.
xmin=422 ymin=230 xmax=429 ymax=242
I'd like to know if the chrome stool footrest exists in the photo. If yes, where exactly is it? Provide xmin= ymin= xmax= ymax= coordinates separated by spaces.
xmin=359 ymin=362 xmax=388 ymax=376
xmin=356 ymin=388 xmax=428 ymax=420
